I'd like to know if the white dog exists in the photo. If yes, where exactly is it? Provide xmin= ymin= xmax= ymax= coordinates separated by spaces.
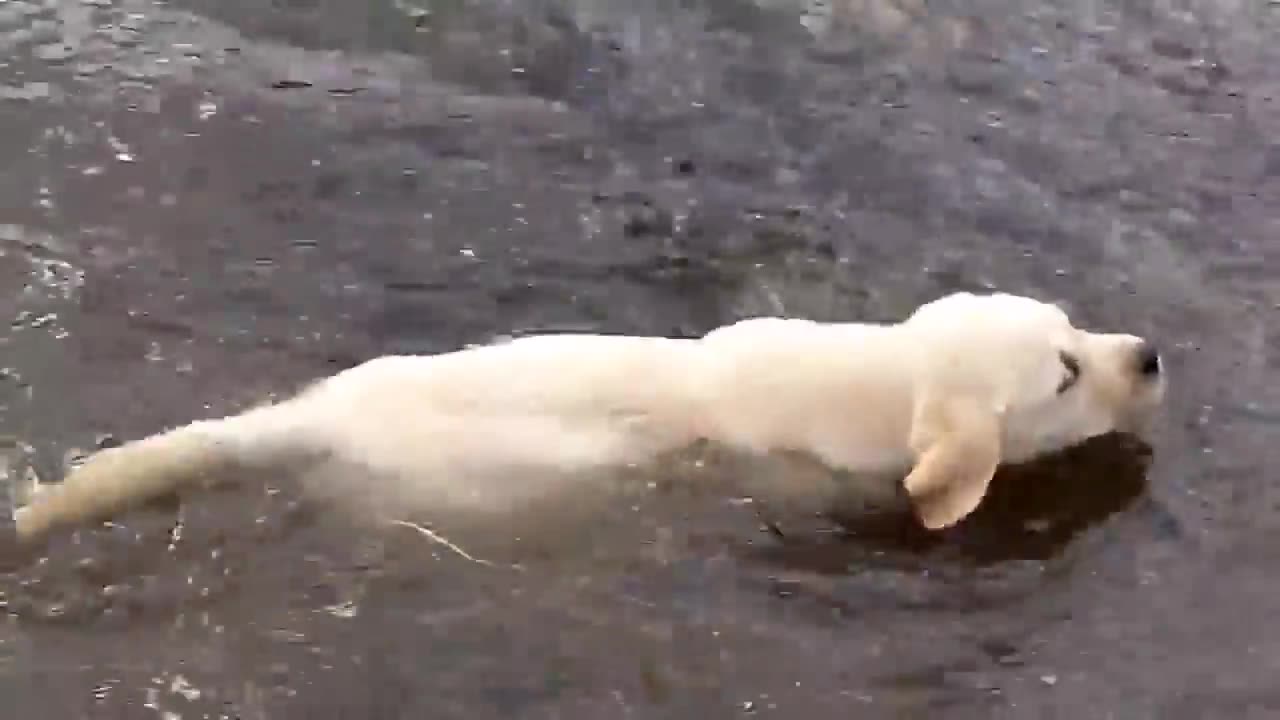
xmin=4 ymin=292 xmax=1165 ymax=547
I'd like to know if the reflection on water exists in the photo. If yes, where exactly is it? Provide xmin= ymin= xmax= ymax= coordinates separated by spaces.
xmin=748 ymin=433 xmax=1156 ymax=571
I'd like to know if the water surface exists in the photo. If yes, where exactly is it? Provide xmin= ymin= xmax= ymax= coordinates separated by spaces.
xmin=1 ymin=0 xmax=1278 ymax=717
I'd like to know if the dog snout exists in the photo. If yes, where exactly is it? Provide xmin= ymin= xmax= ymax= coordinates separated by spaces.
xmin=1135 ymin=341 xmax=1161 ymax=377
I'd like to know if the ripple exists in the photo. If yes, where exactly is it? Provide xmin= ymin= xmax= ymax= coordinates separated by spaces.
xmin=33 ymin=42 xmax=76 ymax=63
xmin=0 ymin=81 xmax=56 ymax=101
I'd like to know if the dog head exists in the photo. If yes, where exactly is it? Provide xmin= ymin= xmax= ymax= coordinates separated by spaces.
xmin=898 ymin=292 xmax=1165 ymax=530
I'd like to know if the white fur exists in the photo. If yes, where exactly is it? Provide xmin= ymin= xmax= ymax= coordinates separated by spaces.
xmin=9 ymin=292 xmax=1166 ymax=543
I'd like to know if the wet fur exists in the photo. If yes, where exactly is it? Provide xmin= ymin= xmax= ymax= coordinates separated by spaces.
xmin=7 ymin=292 xmax=1165 ymax=546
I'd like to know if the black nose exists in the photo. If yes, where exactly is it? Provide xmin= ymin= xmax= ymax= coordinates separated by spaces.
xmin=1136 ymin=343 xmax=1161 ymax=377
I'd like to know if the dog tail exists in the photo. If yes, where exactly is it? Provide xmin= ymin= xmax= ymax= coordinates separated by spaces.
xmin=4 ymin=403 xmax=313 ymax=547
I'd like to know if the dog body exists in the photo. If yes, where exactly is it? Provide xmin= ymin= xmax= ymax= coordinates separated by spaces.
xmin=7 ymin=292 xmax=1166 ymax=544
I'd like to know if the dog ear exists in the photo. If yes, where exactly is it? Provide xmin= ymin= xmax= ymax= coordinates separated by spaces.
xmin=903 ymin=396 xmax=1002 ymax=530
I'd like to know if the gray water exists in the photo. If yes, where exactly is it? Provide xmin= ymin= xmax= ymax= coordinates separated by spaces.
xmin=0 ymin=0 xmax=1278 ymax=717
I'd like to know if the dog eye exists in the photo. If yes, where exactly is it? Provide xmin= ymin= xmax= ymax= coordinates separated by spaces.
xmin=1056 ymin=351 xmax=1081 ymax=394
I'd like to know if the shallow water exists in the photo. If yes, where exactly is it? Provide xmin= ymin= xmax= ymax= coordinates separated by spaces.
xmin=1 ymin=0 xmax=1279 ymax=716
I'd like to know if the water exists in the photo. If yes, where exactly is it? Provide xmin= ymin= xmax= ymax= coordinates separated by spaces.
xmin=1 ymin=0 xmax=1278 ymax=716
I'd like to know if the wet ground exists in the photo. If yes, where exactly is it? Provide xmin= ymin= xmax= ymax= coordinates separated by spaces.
xmin=1 ymin=0 xmax=1279 ymax=716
